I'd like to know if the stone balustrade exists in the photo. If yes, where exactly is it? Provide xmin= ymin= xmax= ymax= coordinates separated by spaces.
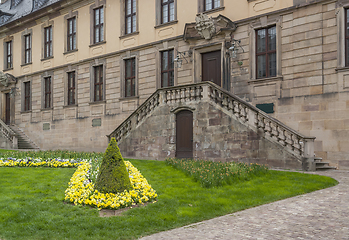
xmin=0 ymin=119 xmax=18 ymax=149
xmin=108 ymin=81 xmax=316 ymax=170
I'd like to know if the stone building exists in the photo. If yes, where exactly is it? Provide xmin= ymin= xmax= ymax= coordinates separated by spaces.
xmin=0 ymin=0 xmax=348 ymax=170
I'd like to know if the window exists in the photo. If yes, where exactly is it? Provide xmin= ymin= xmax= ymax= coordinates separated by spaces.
xmin=24 ymin=34 xmax=31 ymax=64
xmin=44 ymin=77 xmax=52 ymax=109
xmin=94 ymin=65 xmax=103 ymax=101
xmin=345 ymin=8 xmax=349 ymax=66
xmin=161 ymin=0 xmax=174 ymax=24
xmin=125 ymin=0 xmax=136 ymax=34
xmin=93 ymin=7 xmax=104 ymax=43
xmin=161 ymin=50 xmax=174 ymax=87
xmin=44 ymin=26 xmax=52 ymax=58
xmin=5 ymin=41 xmax=12 ymax=69
xmin=204 ymin=0 xmax=220 ymax=11
xmin=24 ymin=81 xmax=31 ymax=111
xmin=256 ymin=26 xmax=276 ymax=79
xmin=125 ymin=58 xmax=136 ymax=97
xmin=67 ymin=72 xmax=76 ymax=105
xmin=67 ymin=17 xmax=76 ymax=51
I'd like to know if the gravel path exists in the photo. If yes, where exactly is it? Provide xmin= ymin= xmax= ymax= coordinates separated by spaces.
xmin=140 ymin=170 xmax=349 ymax=240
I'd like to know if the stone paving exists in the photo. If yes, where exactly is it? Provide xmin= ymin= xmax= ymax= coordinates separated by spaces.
xmin=140 ymin=170 xmax=349 ymax=240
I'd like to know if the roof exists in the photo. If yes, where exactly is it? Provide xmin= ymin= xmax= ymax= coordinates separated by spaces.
xmin=0 ymin=0 xmax=61 ymax=27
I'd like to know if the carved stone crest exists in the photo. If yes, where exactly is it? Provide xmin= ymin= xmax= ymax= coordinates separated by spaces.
xmin=195 ymin=13 xmax=216 ymax=40
xmin=0 ymin=72 xmax=16 ymax=87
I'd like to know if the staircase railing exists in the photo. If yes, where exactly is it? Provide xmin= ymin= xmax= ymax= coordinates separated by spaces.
xmin=108 ymin=81 xmax=315 ymax=170
xmin=0 ymin=119 xmax=18 ymax=149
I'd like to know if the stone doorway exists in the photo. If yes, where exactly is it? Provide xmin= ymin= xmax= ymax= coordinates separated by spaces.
xmin=5 ymin=92 xmax=10 ymax=124
xmin=202 ymin=50 xmax=221 ymax=87
xmin=176 ymin=110 xmax=193 ymax=159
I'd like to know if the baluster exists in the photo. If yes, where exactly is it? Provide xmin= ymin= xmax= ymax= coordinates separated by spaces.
xmin=183 ymin=87 xmax=187 ymax=102
xmin=243 ymin=106 xmax=248 ymax=122
xmin=293 ymin=136 xmax=302 ymax=155
xmin=277 ymin=127 xmax=285 ymax=146
xmin=227 ymin=99 xmax=233 ymax=112
xmin=197 ymin=86 xmax=201 ymax=100
xmin=222 ymin=95 xmax=228 ymax=109
xmin=198 ymin=86 xmax=203 ymax=99
xmin=190 ymin=87 xmax=194 ymax=101
xmin=264 ymin=119 xmax=271 ymax=137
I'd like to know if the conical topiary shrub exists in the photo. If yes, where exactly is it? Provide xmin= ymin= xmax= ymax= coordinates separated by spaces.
xmin=95 ymin=138 xmax=133 ymax=194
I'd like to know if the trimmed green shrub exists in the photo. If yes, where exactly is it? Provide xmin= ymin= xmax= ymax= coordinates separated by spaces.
xmin=95 ymin=138 xmax=132 ymax=194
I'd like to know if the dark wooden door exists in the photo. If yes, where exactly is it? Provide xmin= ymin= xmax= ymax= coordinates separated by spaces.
xmin=176 ymin=110 xmax=193 ymax=159
xmin=5 ymin=93 xmax=10 ymax=124
xmin=202 ymin=50 xmax=221 ymax=87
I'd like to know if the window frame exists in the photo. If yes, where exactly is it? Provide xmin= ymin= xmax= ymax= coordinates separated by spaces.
xmin=67 ymin=71 xmax=76 ymax=105
xmin=89 ymin=0 xmax=106 ymax=46
xmin=124 ymin=58 xmax=136 ymax=97
xmin=5 ymin=40 xmax=12 ymax=69
xmin=161 ymin=0 xmax=175 ymax=24
xmin=93 ymin=7 xmax=104 ymax=44
xmin=125 ymin=0 xmax=137 ymax=35
xmin=67 ymin=17 xmax=77 ymax=52
xmin=94 ymin=65 xmax=104 ymax=102
xmin=24 ymin=34 xmax=31 ymax=64
xmin=161 ymin=49 xmax=174 ymax=88
xmin=248 ymin=17 xmax=282 ymax=83
xmin=23 ymin=81 xmax=31 ymax=112
xmin=44 ymin=26 xmax=53 ymax=58
xmin=44 ymin=76 xmax=52 ymax=109
xmin=198 ymin=0 xmax=224 ymax=13
xmin=120 ymin=0 xmax=138 ymax=37
xmin=204 ymin=0 xmax=220 ymax=11
xmin=255 ymin=25 xmax=277 ymax=79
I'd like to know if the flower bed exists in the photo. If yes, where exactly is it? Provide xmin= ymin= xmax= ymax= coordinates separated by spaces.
xmin=65 ymin=160 xmax=157 ymax=210
xmin=0 ymin=155 xmax=157 ymax=210
xmin=0 ymin=157 xmax=82 ymax=168
xmin=166 ymin=158 xmax=269 ymax=188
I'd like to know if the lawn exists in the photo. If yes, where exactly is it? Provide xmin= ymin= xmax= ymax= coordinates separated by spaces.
xmin=0 ymin=159 xmax=338 ymax=240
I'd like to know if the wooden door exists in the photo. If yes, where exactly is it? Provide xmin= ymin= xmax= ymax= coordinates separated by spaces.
xmin=5 ymin=93 xmax=10 ymax=124
xmin=202 ymin=50 xmax=221 ymax=87
xmin=176 ymin=110 xmax=193 ymax=159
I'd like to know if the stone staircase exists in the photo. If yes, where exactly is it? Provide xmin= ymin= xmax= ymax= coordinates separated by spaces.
xmin=9 ymin=125 xmax=39 ymax=150
xmin=108 ymin=81 xmax=336 ymax=171
xmin=315 ymin=157 xmax=336 ymax=171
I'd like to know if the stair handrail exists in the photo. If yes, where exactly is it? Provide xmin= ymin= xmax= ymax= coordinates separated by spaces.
xmin=108 ymin=81 xmax=315 ymax=165
xmin=206 ymin=82 xmax=315 ymax=160
xmin=0 ymin=118 xmax=17 ymax=148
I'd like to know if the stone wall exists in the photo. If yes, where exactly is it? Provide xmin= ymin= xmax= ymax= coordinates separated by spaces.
xmin=229 ymin=1 xmax=349 ymax=169
xmin=119 ymin=100 xmax=303 ymax=170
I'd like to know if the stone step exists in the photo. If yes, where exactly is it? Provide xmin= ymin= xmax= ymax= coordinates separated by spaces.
xmin=316 ymin=166 xmax=337 ymax=171
xmin=315 ymin=161 xmax=331 ymax=167
xmin=8 ymin=125 xmax=39 ymax=150
xmin=315 ymin=161 xmax=337 ymax=171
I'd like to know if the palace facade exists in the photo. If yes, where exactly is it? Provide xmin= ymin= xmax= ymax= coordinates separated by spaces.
xmin=0 ymin=0 xmax=349 ymax=169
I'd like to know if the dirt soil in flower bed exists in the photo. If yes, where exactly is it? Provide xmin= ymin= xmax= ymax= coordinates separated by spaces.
xmin=99 ymin=202 xmax=153 ymax=217
xmin=63 ymin=200 xmax=153 ymax=217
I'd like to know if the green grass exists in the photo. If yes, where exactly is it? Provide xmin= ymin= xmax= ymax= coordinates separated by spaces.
xmin=0 ymin=159 xmax=338 ymax=240
xmin=0 ymin=149 xmax=15 ymax=153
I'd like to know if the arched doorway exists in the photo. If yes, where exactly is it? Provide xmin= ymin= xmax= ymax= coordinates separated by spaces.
xmin=176 ymin=110 xmax=193 ymax=159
